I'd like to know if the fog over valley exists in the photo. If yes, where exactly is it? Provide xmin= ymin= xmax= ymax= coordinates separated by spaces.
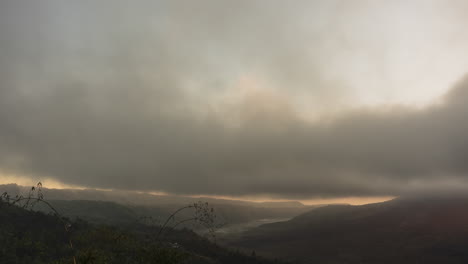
xmin=3 ymin=1 xmax=468 ymax=263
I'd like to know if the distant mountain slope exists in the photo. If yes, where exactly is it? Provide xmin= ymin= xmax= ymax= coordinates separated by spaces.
xmin=0 ymin=184 xmax=318 ymax=227
xmin=0 ymin=183 xmax=309 ymax=208
xmin=35 ymin=200 xmax=139 ymax=225
xmin=230 ymin=197 xmax=468 ymax=264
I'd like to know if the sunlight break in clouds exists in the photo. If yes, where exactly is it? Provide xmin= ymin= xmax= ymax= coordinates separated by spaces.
xmin=3 ymin=1 xmax=468 ymax=201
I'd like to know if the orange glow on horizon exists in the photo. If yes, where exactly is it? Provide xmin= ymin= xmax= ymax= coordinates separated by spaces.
xmin=0 ymin=174 xmax=394 ymax=206
xmin=186 ymin=194 xmax=395 ymax=206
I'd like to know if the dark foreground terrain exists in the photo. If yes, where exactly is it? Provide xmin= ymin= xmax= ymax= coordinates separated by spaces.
xmin=7 ymin=185 xmax=468 ymax=264
xmin=229 ymin=196 xmax=468 ymax=264
xmin=0 ymin=200 xmax=286 ymax=264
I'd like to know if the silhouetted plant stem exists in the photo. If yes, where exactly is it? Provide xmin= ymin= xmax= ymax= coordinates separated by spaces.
xmin=1 ymin=182 xmax=77 ymax=264
xmin=155 ymin=205 xmax=192 ymax=243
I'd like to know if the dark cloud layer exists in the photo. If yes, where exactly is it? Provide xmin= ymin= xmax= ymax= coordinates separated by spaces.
xmin=2 ymin=1 xmax=468 ymax=199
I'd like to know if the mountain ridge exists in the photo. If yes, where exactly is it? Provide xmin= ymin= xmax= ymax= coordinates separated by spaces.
xmin=229 ymin=196 xmax=468 ymax=263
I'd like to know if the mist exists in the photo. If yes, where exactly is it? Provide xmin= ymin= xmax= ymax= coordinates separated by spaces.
xmin=2 ymin=0 xmax=468 ymax=199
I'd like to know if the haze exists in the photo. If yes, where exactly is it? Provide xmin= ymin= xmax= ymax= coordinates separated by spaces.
xmin=2 ymin=0 xmax=468 ymax=203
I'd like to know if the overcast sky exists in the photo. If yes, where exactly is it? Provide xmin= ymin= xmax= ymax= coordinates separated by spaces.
xmin=2 ymin=0 xmax=468 ymax=200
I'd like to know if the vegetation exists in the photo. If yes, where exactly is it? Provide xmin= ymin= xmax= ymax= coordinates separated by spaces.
xmin=0 ymin=183 xmax=286 ymax=264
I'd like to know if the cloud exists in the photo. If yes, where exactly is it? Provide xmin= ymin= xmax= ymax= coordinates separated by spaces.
xmin=2 ymin=0 xmax=468 ymax=199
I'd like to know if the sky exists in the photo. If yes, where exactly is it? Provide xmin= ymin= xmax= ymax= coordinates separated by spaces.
xmin=2 ymin=0 xmax=468 ymax=202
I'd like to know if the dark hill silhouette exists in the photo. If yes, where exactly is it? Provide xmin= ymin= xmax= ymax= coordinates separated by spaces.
xmin=0 ymin=184 xmax=319 ymax=228
xmin=0 ymin=196 xmax=289 ymax=264
xmin=229 ymin=196 xmax=468 ymax=263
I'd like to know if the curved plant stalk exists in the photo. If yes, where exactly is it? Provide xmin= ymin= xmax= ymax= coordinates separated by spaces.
xmin=136 ymin=201 xmax=217 ymax=247
xmin=1 ymin=182 xmax=77 ymax=264
xmin=2 ymin=183 xmax=219 ymax=263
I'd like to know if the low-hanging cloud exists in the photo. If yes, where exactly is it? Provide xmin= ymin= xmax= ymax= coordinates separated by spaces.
xmin=2 ymin=0 xmax=468 ymax=199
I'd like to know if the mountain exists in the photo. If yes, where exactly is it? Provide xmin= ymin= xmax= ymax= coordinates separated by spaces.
xmin=0 ymin=183 xmax=308 ymax=208
xmin=0 ymin=199 xmax=288 ymax=264
xmin=229 ymin=196 xmax=468 ymax=264
xmin=0 ymin=184 xmax=318 ymax=229
xmin=34 ymin=200 xmax=139 ymax=225
xmin=256 ymin=201 xmax=305 ymax=208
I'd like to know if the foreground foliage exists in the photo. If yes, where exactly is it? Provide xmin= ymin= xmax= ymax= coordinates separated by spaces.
xmin=0 ymin=195 xmax=284 ymax=264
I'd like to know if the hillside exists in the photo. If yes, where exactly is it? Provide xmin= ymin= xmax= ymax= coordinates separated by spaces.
xmin=0 ymin=199 xmax=288 ymax=264
xmin=0 ymin=184 xmax=317 ymax=228
xmin=229 ymin=196 xmax=468 ymax=264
